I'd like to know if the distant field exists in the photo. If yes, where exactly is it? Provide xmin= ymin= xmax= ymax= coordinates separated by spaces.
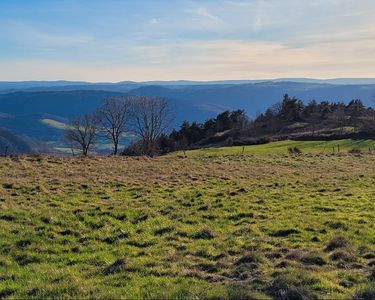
xmin=171 ymin=139 xmax=375 ymax=157
xmin=0 ymin=148 xmax=374 ymax=298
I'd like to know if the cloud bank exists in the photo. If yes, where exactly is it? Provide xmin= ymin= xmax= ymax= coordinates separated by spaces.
xmin=0 ymin=0 xmax=374 ymax=81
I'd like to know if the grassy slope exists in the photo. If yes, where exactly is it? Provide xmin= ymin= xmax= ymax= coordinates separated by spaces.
xmin=0 ymin=143 xmax=374 ymax=299
xmin=170 ymin=139 xmax=375 ymax=157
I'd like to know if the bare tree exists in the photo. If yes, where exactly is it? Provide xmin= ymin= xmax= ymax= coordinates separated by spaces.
xmin=129 ymin=95 xmax=173 ymax=156
xmin=65 ymin=114 xmax=98 ymax=156
xmin=98 ymin=97 xmax=131 ymax=155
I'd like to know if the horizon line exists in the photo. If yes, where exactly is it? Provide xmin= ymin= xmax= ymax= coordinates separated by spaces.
xmin=3 ymin=77 xmax=375 ymax=84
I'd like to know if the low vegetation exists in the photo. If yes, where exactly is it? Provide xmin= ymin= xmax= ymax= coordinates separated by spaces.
xmin=0 ymin=141 xmax=374 ymax=299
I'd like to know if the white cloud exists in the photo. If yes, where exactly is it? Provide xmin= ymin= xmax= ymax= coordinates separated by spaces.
xmin=1 ymin=1 xmax=375 ymax=80
xmin=190 ymin=7 xmax=220 ymax=22
xmin=185 ymin=5 xmax=225 ymax=30
xmin=2 ymin=36 xmax=375 ymax=81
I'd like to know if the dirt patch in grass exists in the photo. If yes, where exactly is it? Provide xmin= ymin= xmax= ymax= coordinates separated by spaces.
xmin=270 ymin=229 xmax=301 ymax=237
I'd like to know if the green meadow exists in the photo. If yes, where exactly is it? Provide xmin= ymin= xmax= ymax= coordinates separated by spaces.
xmin=171 ymin=139 xmax=375 ymax=157
xmin=0 ymin=140 xmax=374 ymax=299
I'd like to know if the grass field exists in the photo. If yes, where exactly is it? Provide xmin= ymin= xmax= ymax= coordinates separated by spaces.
xmin=0 ymin=140 xmax=375 ymax=299
xmin=171 ymin=139 xmax=375 ymax=157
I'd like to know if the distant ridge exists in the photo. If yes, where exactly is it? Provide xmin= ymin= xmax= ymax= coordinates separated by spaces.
xmin=2 ymin=78 xmax=375 ymax=93
xmin=0 ymin=80 xmax=374 ymax=153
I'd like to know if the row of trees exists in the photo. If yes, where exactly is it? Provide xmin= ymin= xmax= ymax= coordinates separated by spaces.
xmin=65 ymin=94 xmax=375 ymax=156
xmin=149 ymin=96 xmax=375 ymax=154
xmin=253 ymin=95 xmax=375 ymax=136
xmin=123 ymin=109 xmax=248 ymax=155
xmin=65 ymin=95 xmax=172 ymax=156
xmin=168 ymin=110 xmax=247 ymax=150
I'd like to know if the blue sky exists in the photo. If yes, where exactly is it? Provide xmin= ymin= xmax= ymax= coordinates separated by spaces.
xmin=0 ymin=0 xmax=374 ymax=81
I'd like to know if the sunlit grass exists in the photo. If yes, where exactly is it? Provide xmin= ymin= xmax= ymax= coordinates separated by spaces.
xmin=0 ymin=142 xmax=374 ymax=298
xmin=169 ymin=139 xmax=375 ymax=157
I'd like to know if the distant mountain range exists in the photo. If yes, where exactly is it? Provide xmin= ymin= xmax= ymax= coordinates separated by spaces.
xmin=0 ymin=79 xmax=374 ymax=154
xmin=2 ymin=78 xmax=375 ymax=92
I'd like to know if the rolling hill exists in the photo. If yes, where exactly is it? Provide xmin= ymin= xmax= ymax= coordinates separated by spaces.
xmin=0 ymin=80 xmax=374 ymax=154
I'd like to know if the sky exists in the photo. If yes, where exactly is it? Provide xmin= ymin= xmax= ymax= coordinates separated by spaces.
xmin=0 ymin=0 xmax=375 ymax=82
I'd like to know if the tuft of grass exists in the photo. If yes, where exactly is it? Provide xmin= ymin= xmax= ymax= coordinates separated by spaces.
xmin=192 ymin=228 xmax=215 ymax=240
xmin=288 ymin=146 xmax=302 ymax=155
xmin=103 ymin=258 xmax=132 ymax=275
xmin=352 ymin=283 xmax=375 ymax=300
xmin=300 ymin=254 xmax=326 ymax=266
xmin=266 ymin=271 xmax=318 ymax=300
xmin=329 ymin=250 xmax=356 ymax=262
xmin=325 ymin=235 xmax=351 ymax=252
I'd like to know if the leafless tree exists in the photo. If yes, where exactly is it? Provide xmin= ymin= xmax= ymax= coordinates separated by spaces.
xmin=129 ymin=95 xmax=173 ymax=156
xmin=65 ymin=114 xmax=98 ymax=156
xmin=98 ymin=97 xmax=131 ymax=155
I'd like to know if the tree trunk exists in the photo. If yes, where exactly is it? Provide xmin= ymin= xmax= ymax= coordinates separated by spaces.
xmin=113 ymin=143 xmax=118 ymax=155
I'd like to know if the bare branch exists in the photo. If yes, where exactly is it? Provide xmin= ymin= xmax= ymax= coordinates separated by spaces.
xmin=64 ymin=114 xmax=98 ymax=156
xmin=97 ymin=97 xmax=131 ymax=155
xmin=128 ymin=95 xmax=174 ymax=156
